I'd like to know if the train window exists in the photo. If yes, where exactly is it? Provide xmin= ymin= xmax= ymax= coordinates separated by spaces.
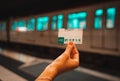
xmin=67 ymin=12 xmax=87 ymax=29
xmin=17 ymin=20 xmax=27 ymax=32
xmin=17 ymin=20 xmax=26 ymax=27
xmin=36 ymin=16 xmax=49 ymax=31
xmin=27 ymin=18 xmax=35 ymax=31
xmin=51 ymin=14 xmax=63 ymax=30
xmin=12 ymin=20 xmax=27 ymax=31
xmin=106 ymin=8 xmax=116 ymax=29
xmin=0 ymin=22 xmax=6 ymax=31
xmin=94 ymin=9 xmax=103 ymax=29
xmin=11 ymin=21 xmax=17 ymax=31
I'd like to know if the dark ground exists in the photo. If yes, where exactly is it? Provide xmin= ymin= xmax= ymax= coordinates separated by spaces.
xmin=0 ymin=41 xmax=120 ymax=78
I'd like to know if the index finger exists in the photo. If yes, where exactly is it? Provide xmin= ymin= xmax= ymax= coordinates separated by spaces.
xmin=72 ymin=44 xmax=79 ymax=61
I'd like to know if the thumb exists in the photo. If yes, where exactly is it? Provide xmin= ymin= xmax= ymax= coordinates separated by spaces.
xmin=64 ymin=42 xmax=74 ymax=54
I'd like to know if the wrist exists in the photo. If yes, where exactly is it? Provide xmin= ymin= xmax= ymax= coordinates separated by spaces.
xmin=45 ymin=64 xmax=58 ymax=79
xmin=36 ymin=64 xmax=58 ymax=81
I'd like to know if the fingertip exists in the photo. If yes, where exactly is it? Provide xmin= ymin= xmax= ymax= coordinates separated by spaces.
xmin=69 ymin=42 xmax=73 ymax=45
xmin=65 ymin=42 xmax=74 ymax=54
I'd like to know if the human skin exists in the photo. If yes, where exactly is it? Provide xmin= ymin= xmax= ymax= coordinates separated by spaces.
xmin=35 ymin=42 xmax=79 ymax=81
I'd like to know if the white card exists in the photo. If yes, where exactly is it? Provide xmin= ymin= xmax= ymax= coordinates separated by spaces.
xmin=58 ymin=28 xmax=83 ymax=44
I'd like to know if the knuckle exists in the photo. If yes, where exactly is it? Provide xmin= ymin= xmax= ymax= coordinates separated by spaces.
xmin=73 ymin=60 xmax=79 ymax=67
xmin=67 ymin=45 xmax=72 ymax=50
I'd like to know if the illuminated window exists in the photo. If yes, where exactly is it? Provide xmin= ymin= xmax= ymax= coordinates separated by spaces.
xmin=36 ymin=16 xmax=49 ymax=31
xmin=106 ymin=8 xmax=116 ymax=29
xmin=11 ymin=21 xmax=17 ymax=31
xmin=67 ymin=12 xmax=87 ymax=29
xmin=51 ymin=14 xmax=63 ymax=30
xmin=27 ymin=18 xmax=35 ymax=31
xmin=11 ymin=20 xmax=27 ymax=32
xmin=17 ymin=20 xmax=26 ymax=27
xmin=0 ymin=22 xmax=6 ymax=31
xmin=17 ymin=20 xmax=27 ymax=32
xmin=94 ymin=9 xmax=103 ymax=29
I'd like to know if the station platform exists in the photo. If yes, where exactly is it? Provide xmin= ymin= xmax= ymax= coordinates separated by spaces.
xmin=0 ymin=48 xmax=120 ymax=81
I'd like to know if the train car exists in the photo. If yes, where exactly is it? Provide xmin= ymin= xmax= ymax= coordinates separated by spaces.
xmin=0 ymin=21 xmax=7 ymax=42
xmin=9 ymin=1 xmax=120 ymax=56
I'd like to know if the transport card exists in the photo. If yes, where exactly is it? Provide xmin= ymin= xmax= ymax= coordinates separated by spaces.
xmin=58 ymin=28 xmax=83 ymax=44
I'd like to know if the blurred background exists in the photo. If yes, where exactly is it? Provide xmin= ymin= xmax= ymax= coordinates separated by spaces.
xmin=0 ymin=0 xmax=120 ymax=81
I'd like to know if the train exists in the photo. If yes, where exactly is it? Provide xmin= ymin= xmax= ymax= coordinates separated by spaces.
xmin=0 ymin=0 xmax=120 ymax=56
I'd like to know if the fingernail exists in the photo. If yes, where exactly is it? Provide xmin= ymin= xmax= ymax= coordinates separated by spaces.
xmin=69 ymin=42 xmax=73 ymax=45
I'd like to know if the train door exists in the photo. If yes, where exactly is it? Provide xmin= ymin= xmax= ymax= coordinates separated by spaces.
xmin=17 ymin=20 xmax=28 ymax=43
xmin=67 ymin=11 xmax=88 ymax=50
xmin=104 ymin=7 xmax=117 ymax=50
xmin=91 ymin=9 xmax=103 ymax=48
xmin=49 ymin=14 xmax=65 ymax=45
xmin=35 ymin=16 xmax=50 ymax=46
xmin=24 ymin=18 xmax=36 ymax=44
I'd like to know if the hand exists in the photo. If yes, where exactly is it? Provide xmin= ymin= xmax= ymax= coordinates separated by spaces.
xmin=51 ymin=42 xmax=79 ymax=74
xmin=36 ymin=42 xmax=79 ymax=81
